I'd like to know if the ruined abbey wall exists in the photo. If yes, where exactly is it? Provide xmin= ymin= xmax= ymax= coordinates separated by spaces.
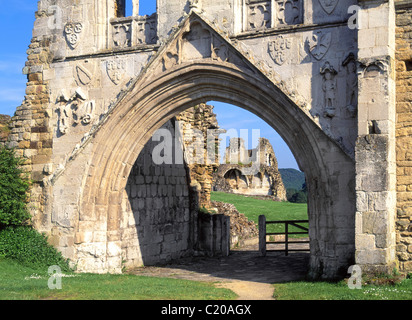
xmin=395 ymin=1 xmax=412 ymax=273
xmin=175 ymin=104 xmax=223 ymax=209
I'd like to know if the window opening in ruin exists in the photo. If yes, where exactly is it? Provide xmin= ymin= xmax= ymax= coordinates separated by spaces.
xmin=115 ymin=0 xmax=126 ymax=17
xmin=406 ymin=59 xmax=412 ymax=72
xmin=125 ymin=0 xmax=133 ymax=17
xmin=116 ymin=0 xmax=141 ymax=18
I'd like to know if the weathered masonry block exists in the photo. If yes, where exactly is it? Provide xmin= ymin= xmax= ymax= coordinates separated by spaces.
xmin=5 ymin=0 xmax=411 ymax=279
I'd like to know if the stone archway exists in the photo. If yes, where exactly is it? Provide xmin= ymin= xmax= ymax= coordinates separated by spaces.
xmin=74 ymin=14 xmax=355 ymax=279
xmin=224 ymin=169 xmax=247 ymax=191
xmin=6 ymin=0 xmax=404 ymax=282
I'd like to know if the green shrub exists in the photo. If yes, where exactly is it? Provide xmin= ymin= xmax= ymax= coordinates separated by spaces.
xmin=286 ymin=188 xmax=298 ymax=200
xmin=0 ymin=226 xmax=72 ymax=272
xmin=289 ymin=191 xmax=308 ymax=204
xmin=0 ymin=146 xmax=31 ymax=228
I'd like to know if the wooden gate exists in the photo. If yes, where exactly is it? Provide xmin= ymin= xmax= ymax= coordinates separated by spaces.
xmin=259 ymin=215 xmax=310 ymax=256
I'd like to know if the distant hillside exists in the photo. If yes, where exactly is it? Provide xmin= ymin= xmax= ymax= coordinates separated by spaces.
xmin=279 ymin=168 xmax=305 ymax=190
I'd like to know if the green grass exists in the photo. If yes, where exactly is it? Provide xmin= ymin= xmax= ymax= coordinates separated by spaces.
xmin=211 ymin=192 xmax=308 ymax=236
xmin=273 ymin=279 xmax=412 ymax=300
xmin=0 ymin=258 xmax=236 ymax=300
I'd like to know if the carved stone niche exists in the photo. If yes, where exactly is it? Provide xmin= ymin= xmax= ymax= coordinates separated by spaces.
xmin=162 ymin=19 xmax=231 ymax=71
xmin=112 ymin=19 xmax=132 ymax=48
xmin=242 ymin=0 xmax=303 ymax=32
xmin=182 ymin=22 xmax=212 ymax=60
xmin=111 ymin=15 xmax=158 ymax=49
xmin=246 ymin=0 xmax=272 ymax=31
xmin=136 ymin=15 xmax=158 ymax=45
xmin=275 ymin=0 xmax=303 ymax=26
xmin=342 ymin=53 xmax=358 ymax=118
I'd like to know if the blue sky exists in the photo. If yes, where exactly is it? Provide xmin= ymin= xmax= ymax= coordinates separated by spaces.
xmin=0 ymin=1 xmax=299 ymax=170
xmin=0 ymin=1 xmax=38 ymax=116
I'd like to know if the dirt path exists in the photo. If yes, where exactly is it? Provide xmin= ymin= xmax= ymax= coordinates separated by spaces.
xmin=128 ymin=242 xmax=309 ymax=300
xmin=217 ymin=281 xmax=276 ymax=300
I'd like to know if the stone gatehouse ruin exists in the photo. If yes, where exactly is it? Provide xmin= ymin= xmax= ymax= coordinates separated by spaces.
xmin=5 ymin=0 xmax=412 ymax=279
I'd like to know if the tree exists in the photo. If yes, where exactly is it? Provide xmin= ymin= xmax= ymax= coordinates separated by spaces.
xmin=0 ymin=146 xmax=31 ymax=228
xmin=286 ymin=180 xmax=308 ymax=204
xmin=289 ymin=191 xmax=307 ymax=204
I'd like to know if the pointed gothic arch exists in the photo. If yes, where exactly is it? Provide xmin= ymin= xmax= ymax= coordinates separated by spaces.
xmin=77 ymin=36 xmax=355 ymax=276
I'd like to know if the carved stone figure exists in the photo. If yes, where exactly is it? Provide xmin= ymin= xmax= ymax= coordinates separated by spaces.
xmin=320 ymin=62 xmax=338 ymax=118
xmin=56 ymin=88 xmax=94 ymax=135
xmin=56 ymin=91 xmax=70 ymax=135
xmin=189 ymin=0 xmax=202 ymax=13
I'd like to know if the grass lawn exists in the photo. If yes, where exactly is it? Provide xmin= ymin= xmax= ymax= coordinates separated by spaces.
xmin=0 ymin=258 xmax=236 ymax=300
xmin=211 ymin=191 xmax=308 ymax=236
xmin=212 ymin=192 xmax=412 ymax=300
xmin=273 ymin=278 xmax=412 ymax=300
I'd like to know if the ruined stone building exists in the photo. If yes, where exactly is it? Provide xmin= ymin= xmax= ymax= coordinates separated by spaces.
xmin=214 ymin=138 xmax=287 ymax=201
xmin=175 ymin=103 xmax=224 ymax=209
xmin=5 ymin=0 xmax=412 ymax=279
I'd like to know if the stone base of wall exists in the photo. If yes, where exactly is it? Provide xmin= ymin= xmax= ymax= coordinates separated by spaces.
xmin=211 ymin=201 xmax=259 ymax=248
xmin=197 ymin=212 xmax=230 ymax=257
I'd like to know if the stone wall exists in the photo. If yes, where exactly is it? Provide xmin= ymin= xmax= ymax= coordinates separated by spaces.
xmin=176 ymin=103 xmax=224 ymax=208
xmin=7 ymin=33 xmax=54 ymax=232
xmin=122 ymin=119 xmax=194 ymax=267
xmin=197 ymin=211 xmax=230 ymax=256
xmin=212 ymin=201 xmax=259 ymax=248
xmin=395 ymin=2 xmax=412 ymax=273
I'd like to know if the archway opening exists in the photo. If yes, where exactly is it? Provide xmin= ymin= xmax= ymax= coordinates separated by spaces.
xmin=208 ymin=102 xmax=310 ymax=265
xmin=121 ymin=100 xmax=310 ymax=281
xmin=80 ymin=58 xmax=355 ymax=279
